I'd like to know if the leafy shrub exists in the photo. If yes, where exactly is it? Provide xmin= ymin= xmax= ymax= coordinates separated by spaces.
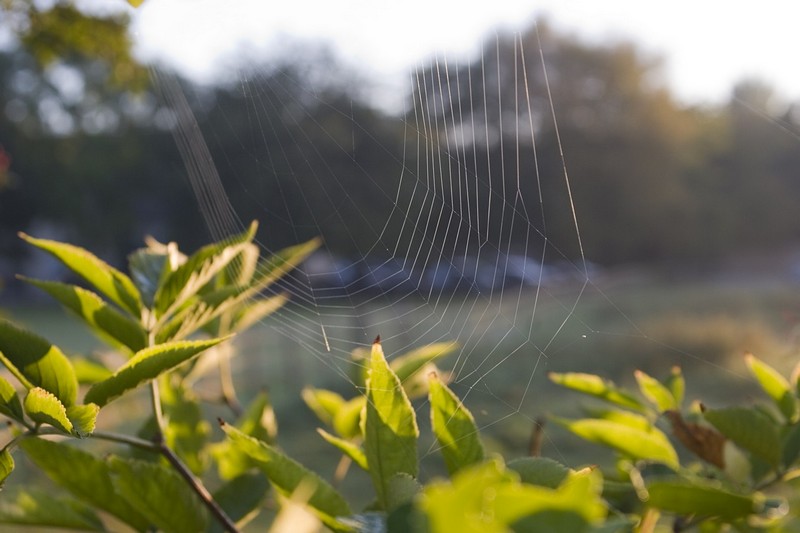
xmin=0 ymin=225 xmax=797 ymax=532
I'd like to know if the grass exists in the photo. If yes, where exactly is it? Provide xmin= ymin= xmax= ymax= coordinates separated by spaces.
xmin=3 ymin=274 xmax=799 ymax=512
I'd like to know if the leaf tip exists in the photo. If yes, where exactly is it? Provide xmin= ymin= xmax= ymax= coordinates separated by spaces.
xmin=373 ymin=335 xmax=381 ymax=345
xmin=217 ymin=417 xmax=227 ymax=427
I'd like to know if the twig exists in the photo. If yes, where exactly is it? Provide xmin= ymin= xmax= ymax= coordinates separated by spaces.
xmin=528 ymin=417 xmax=545 ymax=457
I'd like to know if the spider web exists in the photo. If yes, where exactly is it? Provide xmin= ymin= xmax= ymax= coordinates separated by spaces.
xmin=152 ymin=21 xmax=764 ymax=465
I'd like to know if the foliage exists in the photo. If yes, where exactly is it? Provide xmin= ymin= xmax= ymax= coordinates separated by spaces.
xmin=2 ymin=226 xmax=800 ymax=531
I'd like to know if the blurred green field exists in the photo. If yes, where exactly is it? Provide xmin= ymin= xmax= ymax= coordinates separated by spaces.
xmin=4 ymin=274 xmax=800 ymax=517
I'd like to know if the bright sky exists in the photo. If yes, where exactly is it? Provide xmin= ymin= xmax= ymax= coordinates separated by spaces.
xmin=130 ymin=0 xmax=800 ymax=109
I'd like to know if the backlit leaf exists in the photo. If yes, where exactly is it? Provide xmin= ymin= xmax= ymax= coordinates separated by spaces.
xmin=109 ymin=455 xmax=208 ymax=533
xmin=21 ymin=278 xmax=146 ymax=352
xmin=317 ymin=428 xmax=368 ymax=471
xmin=222 ymin=423 xmax=350 ymax=526
xmin=392 ymin=342 xmax=458 ymax=384
xmin=0 ymin=449 xmax=13 ymax=486
xmin=302 ymin=387 xmax=345 ymax=428
xmin=429 ymin=372 xmax=484 ymax=475
xmin=634 ymin=370 xmax=677 ymax=412
xmin=66 ymin=403 xmax=99 ymax=437
xmin=363 ymin=339 xmax=419 ymax=508
xmin=549 ymin=372 xmax=647 ymax=412
xmin=334 ymin=396 xmax=365 ymax=439
xmin=0 ymin=319 xmax=77 ymax=407
xmin=0 ymin=375 xmax=23 ymax=422
xmin=745 ymin=353 xmax=798 ymax=422
xmin=553 ymin=417 xmax=679 ymax=468
xmin=19 ymin=232 xmax=142 ymax=316
xmin=24 ymin=387 xmax=72 ymax=434
xmin=84 ymin=337 xmax=226 ymax=407
xmin=20 ymin=438 xmax=150 ymax=531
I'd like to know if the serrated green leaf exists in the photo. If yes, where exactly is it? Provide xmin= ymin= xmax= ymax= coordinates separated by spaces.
xmin=553 ymin=417 xmax=679 ymax=468
xmin=212 ymin=393 xmax=278 ymax=480
xmin=24 ymin=387 xmax=72 ymax=434
xmin=507 ymin=457 xmax=571 ymax=489
xmin=231 ymin=294 xmax=288 ymax=333
xmin=0 ymin=449 xmax=14 ymax=486
xmin=634 ymin=370 xmax=677 ymax=412
xmin=386 ymin=473 xmax=422 ymax=512
xmin=0 ymin=319 xmax=77 ymax=406
xmin=644 ymin=477 xmax=760 ymax=519
xmin=66 ymin=403 xmax=99 ymax=437
xmin=302 ymin=387 xmax=346 ymax=428
xmin=109 ymin=455 xmax=208 ymax=533
xmin=222 ymin=423 xmax=351 ymax=526
xmin=364 ymin=340 xmax=419 ymax=509
xmin=21 ymin=278 xmax=147 ymax=352
xmin=84 ymin=337 xmax=226 ymax=407
xmin=705 ymin=407 xmax=782 ymax=466
xmin=210 ymin=472 xmax=269 ymax=533
xmin=154 ymin=222 xmax=257 ymax=317
xmin=317 ymin=428 xmax=368 ymax=471
xmin=19 ymin=232 xmax=142 ymax=316
xmin=0 ymin=488 xmax=104 ymax=531
xmin=549 ymin=372 xmax=647 ymax=413
xmin=429 ymin=372 xmax=484 ymax=475
xmin=334 ymin=395 xmax=365 ymax=439
xmin=20 ymin=438 xmax=151 ymax=531
xmin=745 ymin=353 xmax=798 ymax=422
xmin=0 ymin=375 xmax=23 ymax=422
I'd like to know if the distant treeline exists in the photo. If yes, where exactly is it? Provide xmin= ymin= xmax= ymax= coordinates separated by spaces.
xmin=1 ymin=19 xmax=799 ymax=280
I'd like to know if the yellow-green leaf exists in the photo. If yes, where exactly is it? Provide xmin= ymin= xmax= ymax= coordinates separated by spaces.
xmin=222 ymin=423 xmax=350 ymax=526
xmin=317 ymin=428 xmax=368 ymax=471
xmin=745 ymin=353 xmax=798 ymax=422
xmin=19 ymin=233 xmax=142 ymax=316
xmin=429 ymin=372 xmax=484 ymax=475
xmin=302 ymin=387 xmax=346 ymax=428
xmin=66 ymin=403 xmax=99 ymax=437
xmin=0 ymin=319 xmax=77 ymax=407
xmin=549 ymin=372 xmax=647 ymax=412
xmin=0 ymin=449 xmax=13 ymax=486
xmin=363 ymin=339 xmax=419 ymax=508
xmin=24 ymin=387 xmax=72 ymax=434
xmin=634 ymin=370 xmax=677 ymax=412
xmin=553 ymin=417 xmax=679 ymax=468
xmin=644 ymin=477 xmax=761 ymax=520
xmin=705 ymin=407 xmax=782 ymax=466
xmin=0 ymin=375 xmax=24 ymax=422
xmin=84 ymin=337 xmax=226 ymax=407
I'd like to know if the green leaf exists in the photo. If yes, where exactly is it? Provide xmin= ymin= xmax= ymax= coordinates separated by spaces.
xmin=428 ymin=372 xmax=484 ymax=475
xmin=302 ymin=387 xmax=346 ymax=428
xmin=19 ymin=232 xmax=142 ymax=316
xmin=665 ymin=366 xmax=685 ymax=407
xmin=0 ymin=319 xmax=78 ymax=407
xmin=211 ymin=393 xmax=278 ymax=480
xmin=0 ymin=449 xmax=14 ymax=486
xmin=783 ymin=423 xmax=800 ymax=467
xmin=705 ymin=406 xmax=782 ymax=466
xmin=0 ymin=488 xmax=104 ymax=531
xmin=20 ymin=278 xmax=147 ymax=352
xmin=210 ymin=472 xmax=269 ymax=532
xmin=745 ymin=353 xmax=798 ymax=422
xmin=363 ymin=339 xmax=419 ymax=508
xmin=84 ymin=337 xmax=226 ymax=407
xmin=231 ymin=294 xmax=288 ymax=333
xmin=154 ymin=222 xmax=257 ymax=317
xmin=507 ymin=457 xmax=571 ymax=489
xmin=644 ymin=477 xmax=761 ymax=520
xmin=634 ymin=370 xmax=677 ymax=412
xmin=386 ymin=473 xmax=422 ymax=512
xmin=109 ymin=455 xmax=208 ymax=533
xmin=317 ymin=428 xmax=368 ymax=471
xmin=549 ymin=372 xmax=647 ymax=412
xmin=222 ymin=423 xmax=351 ymax=526
xmin=66 ymin=403 xmax=99 ymax=437
xmin=128 ymin=243 xmax=184 ymax=308
xmin=24 ymin=387 xmax=72 ymax=434
xmin=0 ymin=375 xmax=24 ymax=422
xmin=553 ymin=417 xmax=679 ymax=468
xmin=391 ymin=342 xmax=458 ymax=383
xmin=20 ymin=438 xmax=151 ymax=532
xmin=334 ymin=395 xmax=366 ymax=439
xmin=421 ymin=457 xmax=606 ymax=531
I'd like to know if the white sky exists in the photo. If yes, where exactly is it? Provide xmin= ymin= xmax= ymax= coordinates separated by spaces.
xmin=130 ymin=0 xmax=800 ymax=108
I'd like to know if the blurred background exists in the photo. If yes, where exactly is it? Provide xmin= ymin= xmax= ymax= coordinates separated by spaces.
xmin=2 ymin=0 xmax=800 ymax=480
